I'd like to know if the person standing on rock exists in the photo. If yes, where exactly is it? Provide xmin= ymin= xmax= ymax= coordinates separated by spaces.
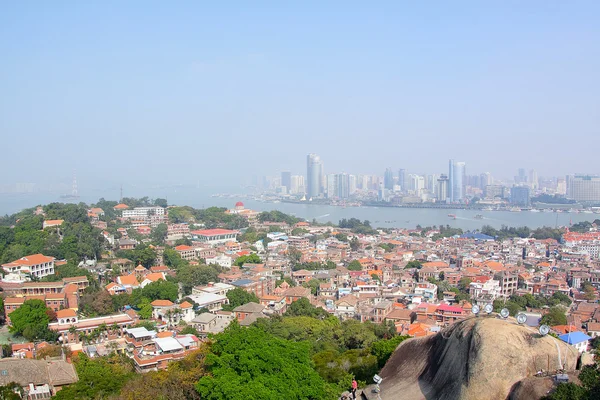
xmin=351 ymin=379 xmax=358 ymax=399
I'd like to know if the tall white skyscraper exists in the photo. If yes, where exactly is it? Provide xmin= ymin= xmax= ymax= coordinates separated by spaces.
xmin=349 ymin=174 xmax=357 ymax=195
xmin=449 ymin=160 xmax=466 ymax=202
xmin=306 ymin=154 xmax=323 ymax=199
xmin=290 ymin=175 xmax=305 ymax=194
xmin=529 ymin=169 xmax=538 ymax=190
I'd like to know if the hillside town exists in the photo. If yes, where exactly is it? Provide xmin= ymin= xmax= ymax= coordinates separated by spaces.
xmin=0 ymin=199 xmax=599 ymax=398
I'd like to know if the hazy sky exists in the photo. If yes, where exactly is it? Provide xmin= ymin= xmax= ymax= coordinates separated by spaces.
xmin=1 ymin=1 xmax=599 ymax=189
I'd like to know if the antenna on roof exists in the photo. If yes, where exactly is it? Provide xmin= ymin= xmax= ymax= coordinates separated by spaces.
xmin=120 ymin=185 xmax=123 ymax=202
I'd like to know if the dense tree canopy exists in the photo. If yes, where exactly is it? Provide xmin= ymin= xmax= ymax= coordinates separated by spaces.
xmin=258 ymin=211 xmax=301 ymax=225
xmin=195 ymin=324 xmax=335 ymax=400
xmin=54 ymin=353 xmax=135 ymax=400
xmin=285 ymin=298 xmax=329 ymax=319
xmin=9 ymin=299 xmax=57 ymax=342
xmin=233 ymin=253 xmax=261 ymax=267
xmin=222 ymin=288 xmax=259 ymax=311
xmin=347 ymin=260 xmax=362 ymax=271
xmin=177 ymin=264 xmax=222 ymax=295
xmin=338 ymin=218 xmax=376 ymax=234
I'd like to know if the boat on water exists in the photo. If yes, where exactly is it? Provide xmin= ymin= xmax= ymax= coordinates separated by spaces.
xmin=509 ymin=207 xmax=521 ymax=212
xmin=482 ymin=207 xmax=493 ymax=211
xmin=474 ymin=214 xmax=483 ymax=220
xmin=529 ymin=209 xmax=540 ymax=213
xmin=448 ymin=214 xmax=457 ymax=219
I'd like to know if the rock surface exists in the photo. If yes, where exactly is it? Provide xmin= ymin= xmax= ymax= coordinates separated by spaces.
xmin=367 ymin=317 xmax=579 ymax=400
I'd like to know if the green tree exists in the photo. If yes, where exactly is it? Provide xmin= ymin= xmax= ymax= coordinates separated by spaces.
xmin=140 ymin=280 xmax=179 ymax=302
xmin=582 ymin=281 xmax=596 ymax=301
xmin=302 ymin=279 xmax=322 ymax=296
xmin=150 ymin=223 xmax=168 ymax=245
xmin=54 ymin=353 xmax=135 ymax=400
xmin=195 ymin=324 xmax=333 ymax=400
xmin=163 ymin=248 xmax=187 ymax=269
xmin=177 ymin=264 xmax=221 ymax=295
xmin=0 ymin=382 xmax=25 ymax=400
xmin=138 ymin=300 xmax=153 ymax=319
xmin=347 ymin=260 xmax=362 ymax=271
xmin=233 ymin=253 xmax=261 ymax=267
xmin=9 ymin=299 xmax=53 ymax=341
xmin=540 ymin=306 xmax=567 ymax=326
xmin=285 ymin=298 xmax=329 ymax=319
xmin=131 ymin=246 xmax=157 ymax=268
xmin=222 ymin=288 xmax=259 ymax=311
xmin=404 ymin=260 xmax=422 ymax=269
xmin=153 ymin=198 xmax=168 ymax=208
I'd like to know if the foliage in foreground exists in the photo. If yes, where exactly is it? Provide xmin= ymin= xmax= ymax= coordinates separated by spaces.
xmin=195 ymin=323 xmax=336 ymax=400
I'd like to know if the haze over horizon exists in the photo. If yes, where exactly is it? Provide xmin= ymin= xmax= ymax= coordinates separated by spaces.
xmin=2 ymin=1 xmax=599 ymax=190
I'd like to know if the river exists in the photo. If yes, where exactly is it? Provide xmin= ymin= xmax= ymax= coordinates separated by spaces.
xmin=0 ymin=187 xmax=597 ymax=231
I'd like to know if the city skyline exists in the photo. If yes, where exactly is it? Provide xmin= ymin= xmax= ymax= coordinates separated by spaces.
xmin=2 ymin=2 xmax=600 ymax=188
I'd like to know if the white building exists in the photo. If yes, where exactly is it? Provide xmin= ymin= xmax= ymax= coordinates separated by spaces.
xmin=190 ymin=229 xmax=238 ymax=246
xmin=2 ymin=254 xmax=55 ymax=279
xmin=188 ymin=292 xmax=229 ymax=312
xmin=469 ymin=279 xmax=502 ymax=305
xmin=205 ymin=254 xmax=233 ymax=269
xmin=122 ymin=207 xmax=165 ymax=219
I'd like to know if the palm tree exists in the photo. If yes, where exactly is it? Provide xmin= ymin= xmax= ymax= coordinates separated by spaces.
xmin=110 ymin=323 xmax=120 ymax=337
xmin=68 ymin=326 xmax=78 ymax=343
xmin=98 ymin=323 xmax=108 ymax=339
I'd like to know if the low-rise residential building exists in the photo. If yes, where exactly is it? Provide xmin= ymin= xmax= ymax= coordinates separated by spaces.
xmin=190 ymin=229 xmax=238 ymax=246
xmin=233 ymin=302 xmax=266 ymax=326
xmin=49 ymin=313 xmax=135 ymax=344
xmin=0 ymin=359 xmax=78 ymax=398
xmin=123 ymin=327 xmax=200 ymax=372
xmin=2 ymin=254 xmax=55 ymax=279
xmin=558 ymin=331 xmax=592 ymax=353
xmin=174 ymin=245 xmax=196 ymax=261
xmin=151 ymin=300 xmax=195 ymax=325
xmin=206 ymin=254 xmax=233 ymax=269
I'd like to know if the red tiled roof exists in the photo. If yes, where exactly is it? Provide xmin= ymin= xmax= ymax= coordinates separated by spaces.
xmin=151 ymin=300 xmax=174 ymax=307
xmin=2 ymin=254 xmax=54 ymax=267
xmin=56 ymin=309 xmax=77 ymax=318
xmin=191 ymin=229 xmax=237 ymax=236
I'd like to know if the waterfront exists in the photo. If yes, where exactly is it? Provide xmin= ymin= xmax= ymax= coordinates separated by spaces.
xmin=1 ymin=186 xmax=598 ymax=231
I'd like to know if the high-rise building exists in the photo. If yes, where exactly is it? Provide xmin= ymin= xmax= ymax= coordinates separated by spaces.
xmin=529 ymin=170 xmax=538 ymax=190
xmin=281 ymin=171 xmax=291 ymax=192
xmin=398 ymin=169 xmax=406 ymax=192
xmin=556 ymin=178 xmax=567 ymax=195
xmin=336 ymin=173 xmax=350 ymax=199
xmin=426 ymin=174 xmax=437 ymax=193
xmin=449 ymin=160 xmax=466 ymax=202
xmin=511 ymin=186 xmax=531 ymax=207
xmin=569 ymin=175 xmax=600 ymax=202
xmin=566 ymin=174 xmax=574 ymax=198
xmin=410 ymin=175 xmax=425 ymax=195
xmin=479 ymin=172 xmax=492 ymax=191
xmin=326 ymin=174 xmax=337 ymax=199
xmin=485 ymin=185 xmax=505 ymax=199
xmin=437 ymin=175 xmax=449 ymax=202
xmin=516 ymin=168 xmax=527 ymax=184
xmin=384 ymin=168 xmax=394 ymax=190
xmin=290 ymin=175 xmax=305 ymax=194
xmin=306 ymin=154 xmax=323 ymax=199
xmin=348 ymin=175 xmax=357 ymax=195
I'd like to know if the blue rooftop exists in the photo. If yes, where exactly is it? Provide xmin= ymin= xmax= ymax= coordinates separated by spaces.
xmin=558 ymin=331 xmax=591 ymax=345
xmin=231 ymin=279 xmax=254 ymax=287
xmin=460 ymin=232 xmax=495 ymax=240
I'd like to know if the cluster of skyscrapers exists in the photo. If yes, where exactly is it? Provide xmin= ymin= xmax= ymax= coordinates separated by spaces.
xmin=268 ymin=153 xmax=600 ymax=206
